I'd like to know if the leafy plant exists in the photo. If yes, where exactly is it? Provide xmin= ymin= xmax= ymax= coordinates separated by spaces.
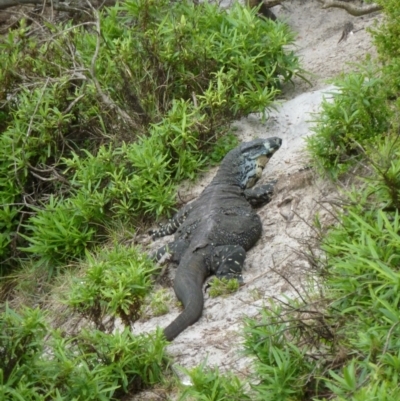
xmin=316 ymin=197 xmax=400 ymax=399
xmin=372 ymin=0 xmax=400 ymax=93
xmin=365 ymin=133 xmax=400 ymax=211
xmin=0 ymin=0 xmax=301 ymax=272
xmin=20 ymin=196 xmax=97 ymax=269
xmin=66 ymin=244 xmax=159 ymax=329
xmin=149 ymin=289 xmax=172 ymax=317
xmin=208 ymin=277 xmax=240 ymax=298
xmin=178 ymin=361 xmax=250 ymax=401
xmin=0 ymin=304 xmax=47 ymax=387
xmin=249 ymin=134 xmax=400 ymax=400
xmin=208 ymin=133 xmax=239 ymax=165
xmin=243 ymin=301 xmax=317 ymax=401
xmin=306 ymin=63 xmax=390 ymax=178
xmin=0 ymin=305 xmax=168 ymax=400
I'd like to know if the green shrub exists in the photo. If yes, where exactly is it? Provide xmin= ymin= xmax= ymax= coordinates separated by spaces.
xmin=365 ymin=130 xmax=400 ymax=211
xmin=149 ymin=289 xmax=172 ymax=317
xmin=177 ymin=361 xmax=250 ymax=401
xmin=208 ymin=277 xmax=240 ymax=298
xmin=372 ymin=0 xmax=400 ymax=93
xmin=0 ymin=80 xmax=94 ymax=269
xmin=66 ymin=244 xmax=159 ymax=328
xmin=322 ymin=207 xmax=400 ymax=347
xmin=237 ymin=5 xmax=400 ymax=399
xmin=20 ymin=196 xmax=97 ymax=269
xmin=119 ymin=0 xmax=300 ymax=119
xmin=0 ymin=0 xmax=301 ymax=271
xmin=243 ymin=301 xmax=316 ymax=401
xmin=306 ymin=64 xmax=390 ymax=178
xmin=316 ymin=199 xmax=400 ymax=399
xmin=250 ymin=135 xmax=400 ymax=400
xmin=0 ymin=305 xmax=167 ymax=400
xmin=0 ymin=305 xmax=47 ymax=388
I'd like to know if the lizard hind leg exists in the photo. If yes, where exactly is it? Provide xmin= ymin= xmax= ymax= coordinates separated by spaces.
xmin=148 ymin=204 xmax=193 ymax=240
xmin=151 ymin=239 xmax=189 ymax=264
xmin=212 ymin=245 xmax=246 ymax=283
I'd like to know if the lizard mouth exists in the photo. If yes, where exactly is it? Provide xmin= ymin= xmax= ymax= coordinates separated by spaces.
xmin=238 ymin=137 xmax=282 ymax=189
xmin=257 ymin=155 xmax=268 ymax=169
xmin=245 ymin=155 xmax=269 ymax=188
xmin=255 ymin=155 xmax=268 ymax=179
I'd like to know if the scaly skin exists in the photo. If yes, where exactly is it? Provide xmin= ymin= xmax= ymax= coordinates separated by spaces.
xmin=152 ymin=137 xmax=282 ymax=341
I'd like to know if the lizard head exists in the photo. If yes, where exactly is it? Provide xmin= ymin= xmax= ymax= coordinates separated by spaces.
xmin=237 ymin=137 xmax=282 ymax=189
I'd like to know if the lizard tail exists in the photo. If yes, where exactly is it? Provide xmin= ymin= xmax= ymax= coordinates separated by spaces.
xmin=163 ymin=268 xmax=205 ymax=341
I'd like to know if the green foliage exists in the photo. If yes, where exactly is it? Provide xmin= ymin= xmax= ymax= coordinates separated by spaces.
xmin=119 ymin=0 xmax=299 ymax=118
xmin=306 ymin=64 xmax=390 ymax=178
xmin=0 ymin=305 xmax=47 ymax=388
xmin=148 ymin=289 xmax=172 ymax=317
xmin=139 ymin=99 xmax=208 ymax=182
xmin=177 ymin=361 xmax=250 ymax=401
xmin=303 ymin=10 xmax=400 ymax=395
xmin=364 ymin=135 xmax=400 ymax=210
xmin=208 ymin=277 xmax=240 ymax=298
xmin=0 ymin=0 xmax=300 ymax=272
xmin=316 ymin=197 xmax=400 ymax=399
xmin=321 ymin=192 xmax=400 ymax=360
xmin=0 ymin=204 xmax=19 ymax=265
xmin=322 ymin=139 xmax=400 ymax=313
xmin=208 ymin=133 xmax=239 ymax=165
xmin=0 ymin=304 xmax=168 ymax=400
xmin=20 ymin=196 xmax=97 ymax=268
xmin=246 ymin=134 xmax=400 ymax=400
xmin=372 ymin=0 xmax=400 ymax=92
xmin=182 ymin=5 xmax=400 ymax=401
xmin=66 ymin=244 xmax=159 ymax=328
xmin=243 ymin=301 xmax=315 ymax=401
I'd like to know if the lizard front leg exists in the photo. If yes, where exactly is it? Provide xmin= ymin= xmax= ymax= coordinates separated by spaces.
xmin=244 ymin=179 xmax=277 ymax=208
xmin=151 ymin=239 xmax=189 ymax=263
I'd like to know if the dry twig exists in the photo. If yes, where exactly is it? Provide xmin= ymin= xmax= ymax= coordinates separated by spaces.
xmin=0 ymin=0 xmax=115 ymax=11
xmin=316 ymin=0 xmax=382 ymax=16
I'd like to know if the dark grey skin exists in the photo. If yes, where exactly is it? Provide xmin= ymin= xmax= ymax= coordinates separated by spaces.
xmin=150 ymin=137 xmax=282 ymax=341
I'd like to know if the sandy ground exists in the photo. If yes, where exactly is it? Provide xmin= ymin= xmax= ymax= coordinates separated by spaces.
xmin=128 ymin=1 xmax=382 ymax=399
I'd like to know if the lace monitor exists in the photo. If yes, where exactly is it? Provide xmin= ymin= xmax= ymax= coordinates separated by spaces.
xmin=150 ymin=137 xmax=282 ymax=341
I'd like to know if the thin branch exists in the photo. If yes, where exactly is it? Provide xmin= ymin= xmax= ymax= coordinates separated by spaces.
xmin=26 ymin=78 xmax=49 ymax=139
xmin=0 ymin=0 xmax=44 ymax=9
xmin=30 ymin=170 xmax=59 ymax=182
xmin=63 ymin=94 xmax=85 ymax=114
xmin=316 ymin=0 xmax=382 ymax=16
xmin=0 ymin=0 xmax=117 ymax=11
xmin=28 ymin=163 xmax=70 ymax=184
xmin=0 ymin=0 xmax=83 ymax=11
xmin=263 ymin=0 xmax=283 ymax=7
xmin=382 ymin=321 xmax=400 ymax=355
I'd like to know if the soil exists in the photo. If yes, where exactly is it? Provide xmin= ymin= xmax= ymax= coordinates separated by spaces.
xmin=127 ymin=1 xmax=383 ymax=399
